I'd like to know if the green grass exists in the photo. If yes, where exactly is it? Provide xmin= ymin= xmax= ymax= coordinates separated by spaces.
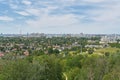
xmin=94 ymin=47 xmax=120 ymax=54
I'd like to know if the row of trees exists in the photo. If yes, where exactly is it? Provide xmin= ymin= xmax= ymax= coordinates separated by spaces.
xmin=0 ymin=51 xmax=120 ymax=80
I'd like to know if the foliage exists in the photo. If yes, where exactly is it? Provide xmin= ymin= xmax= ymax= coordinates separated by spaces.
xmin=0 ymin=37 xmax=120 ymax=80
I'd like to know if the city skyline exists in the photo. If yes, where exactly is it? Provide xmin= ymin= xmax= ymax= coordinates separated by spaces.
xmin=0 ymin=0 xmax=120 ymax=34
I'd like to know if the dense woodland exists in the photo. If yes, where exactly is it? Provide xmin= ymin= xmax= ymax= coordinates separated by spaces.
xmin=0 ymin=37 xmax=120 ymax=80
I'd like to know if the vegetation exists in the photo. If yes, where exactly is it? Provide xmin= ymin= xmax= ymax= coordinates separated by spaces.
xmin=0 ymin=52 xmax=120 ymax=80
xmin=0 ymin=37 xmax=120 ymax=80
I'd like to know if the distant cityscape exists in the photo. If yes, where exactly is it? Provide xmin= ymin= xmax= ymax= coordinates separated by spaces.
xmin=0 ymin=33 xmax=120 ymax=37
xmin=0 ymin=33 xmax=120 ymax=44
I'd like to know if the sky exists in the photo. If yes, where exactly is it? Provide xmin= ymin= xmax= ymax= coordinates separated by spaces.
xmin=0 ymin=0 xmax=120 ymax=34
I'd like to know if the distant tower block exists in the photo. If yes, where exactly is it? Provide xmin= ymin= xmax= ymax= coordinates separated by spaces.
xmin=27 ymin=32 xmax=29 ymax=38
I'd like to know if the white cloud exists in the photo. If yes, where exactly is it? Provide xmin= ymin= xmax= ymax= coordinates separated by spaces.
xmin=16 ymin=11 xmax=30 ymax=16
xmin=22 ymin=0 xmax=120 ymax=33
xmin=1 ymin=0 xmax=120 ymax=33
xmin=86 ymin=1 xmax=120 ymax=23
xmin=0 ymin=16 xmax=14 ymax=21
xmin=22 ymin=0 xmax=31 ymax=5
xmin=8 ymin=0 xmax=20 ymax=9
xmin=25 ymin=8 xmax=41 ymax=16
xmin=24 ymin=6 xmax=58 ymax=17
xmin=26 ymin=14 xmax=80 ymax=28
xmin=9 ymin=4 xmax=18 ymax=9
xmin=83 ymin=0 xmax=106 ymax=3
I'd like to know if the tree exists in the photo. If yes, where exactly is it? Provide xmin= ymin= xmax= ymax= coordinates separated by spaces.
xmin=0 ymin=59 xmax=32 ymax=80
xmin=88 ymin=48 xmax=94 ymax=54
xmin=53 ymin=49 xmax=60 ymax=54
xmin=33 ymin=55 xmax=63 ymax=80
xmin=48 ymin=48 xmax=53 ymax=54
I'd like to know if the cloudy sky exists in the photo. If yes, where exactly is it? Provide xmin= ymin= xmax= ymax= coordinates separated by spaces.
xmin=0 ymin=0 xmax=120 ymax=34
